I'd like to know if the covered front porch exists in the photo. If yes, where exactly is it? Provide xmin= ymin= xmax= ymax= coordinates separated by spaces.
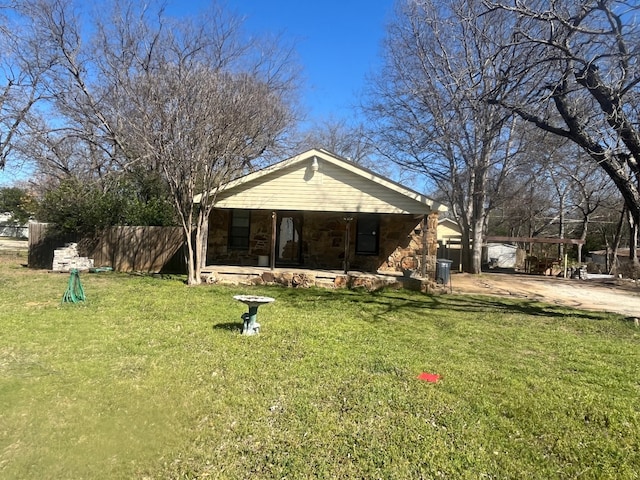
xmin=206 ymin=209 xmax=440 ymax=275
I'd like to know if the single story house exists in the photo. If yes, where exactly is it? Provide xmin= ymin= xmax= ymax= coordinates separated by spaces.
xmin=203 ymin=149 xmax=447 ymax=277
xmin=437 ymin=218 xmax=462 ymax=271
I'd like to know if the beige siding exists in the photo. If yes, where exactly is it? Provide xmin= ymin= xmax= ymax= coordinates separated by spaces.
xmin=438 ymin=223 xmax=462 ymax=241
xmin=215 ymin=159 xmax=431 ymax=214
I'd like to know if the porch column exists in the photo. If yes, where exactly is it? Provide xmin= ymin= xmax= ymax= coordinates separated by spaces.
xmin=270 ymin=211 xmax=277 ymax=271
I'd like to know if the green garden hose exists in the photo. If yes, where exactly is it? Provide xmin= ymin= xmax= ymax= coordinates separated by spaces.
xmin=62 ymin=269 xmax=86 ymax=303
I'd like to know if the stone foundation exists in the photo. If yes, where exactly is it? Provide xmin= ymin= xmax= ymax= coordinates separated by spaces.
xmin=201 ymin=266 xmax=444 ymax=293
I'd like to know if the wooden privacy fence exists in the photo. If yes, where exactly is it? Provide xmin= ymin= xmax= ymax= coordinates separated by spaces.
xmin=29 ymin=223 xmax=186 ymax=273
xmin=92 ymin=226 xmax=185 ymax=272
xmin=28 ymin=223 xmax=77 ymax=269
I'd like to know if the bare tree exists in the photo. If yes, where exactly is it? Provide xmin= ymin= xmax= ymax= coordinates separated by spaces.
xmin=122 ymin=68 xmax=295 ymax=284
xmin=489 ymin=169 xmax=556 ymax=239
xmin=365 ymin=0 xmax=517 ymax=273
xmin=598 ymin=202 xmax=632 ymax=274
xmin=490 ymin=128 xmax=619 ymax=263
xmin=17 ymin=0 xmax=299 ymax=283
xmin=485 ymin=0 xmax=640 ymax=267
xmin=561 ymin=156 xmax=616 ymax=263
xmin=295 ymin=117 xmax=382 ymax=170
xmin=0 ymin=2 xmax=55 ymax=170
xmin=12 ymin=0 xmax=132 ymax=186
xmin=94 ymin=2 xmax=298 ymax=284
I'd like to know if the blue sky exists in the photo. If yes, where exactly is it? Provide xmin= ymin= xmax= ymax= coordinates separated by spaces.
xmin=169 ymin=0 xmax=394 ymax=123
xmin=0 ymin=1 xmax=394 ymax=186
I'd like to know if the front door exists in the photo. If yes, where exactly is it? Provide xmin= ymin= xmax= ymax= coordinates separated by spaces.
xmin=276 ymin=213 xmax=303 ymax=265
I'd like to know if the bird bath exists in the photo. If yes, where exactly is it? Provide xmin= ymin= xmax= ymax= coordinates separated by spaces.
xmin=233 ymin=295 xmax=275 ymax=335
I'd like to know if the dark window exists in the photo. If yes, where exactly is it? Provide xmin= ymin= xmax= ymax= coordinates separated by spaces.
xmin=228 ymin=210 xmax=250 ymax=249
xmin=356 ymin=214 xmax=379 ymax=255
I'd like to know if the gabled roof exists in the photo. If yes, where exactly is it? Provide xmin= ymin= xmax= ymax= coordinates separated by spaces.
xmin=437 ymin=218 xmax=462 ymax=241
xmin=197 ymin=148 xmax=446 ymax=215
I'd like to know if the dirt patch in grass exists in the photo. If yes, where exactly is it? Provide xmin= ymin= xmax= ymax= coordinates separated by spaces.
xmin=450 ymin=271 xmax=639 ymax=318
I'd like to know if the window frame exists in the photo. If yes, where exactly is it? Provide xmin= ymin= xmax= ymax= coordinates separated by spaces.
xmin=228 ymin=209 xmax=251 ymax=250
xmin=355 ymin=214 xmax=380 ymax=256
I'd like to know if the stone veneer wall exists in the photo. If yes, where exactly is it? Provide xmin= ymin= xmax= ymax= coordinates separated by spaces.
xmin=207 ymin=209 xmax=272 ymax=265
xmin=376 ymin=211 xmax=439 ymax=277
xmin=299 ymin=212 xmax=348 ymax=269
xmin=207 ymin=209 xmax=439 ymax=277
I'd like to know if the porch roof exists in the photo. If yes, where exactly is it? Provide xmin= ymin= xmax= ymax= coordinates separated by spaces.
xmin=197 ymin=148 xmax=447 ymax=215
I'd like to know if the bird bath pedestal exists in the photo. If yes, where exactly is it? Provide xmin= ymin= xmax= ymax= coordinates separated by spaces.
xmin=233 ymin=295 xmax=275 ymax=335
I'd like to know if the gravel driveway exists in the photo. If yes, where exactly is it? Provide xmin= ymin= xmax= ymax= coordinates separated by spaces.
xmin=450 ymin=272 xmax=639 ymax=318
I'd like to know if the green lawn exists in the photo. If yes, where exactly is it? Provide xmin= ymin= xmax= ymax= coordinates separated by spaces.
xmin=1 ymin=254 xmax=638 ymax=479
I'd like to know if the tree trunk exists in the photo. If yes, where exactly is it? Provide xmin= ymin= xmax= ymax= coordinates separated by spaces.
xmin=558 ymin=193 xmax=565 ymax=259
xmin=184 ymin=229 xmax=197 ymax=285
xmin=189 ymin=205 xmax=213 ymax=286
xmin=609 ymin=205 xmax=627 ymax=275
xmin=628 ymin=209 xmax=639 ymax=270
xmin=193 ymin=226 xmax=203 ymax=285
xmin=577 ymin=217 xmax=588 ymax=265
xmin=199 ymin=216 xmax=209 ymax=269
xmin=470 ymin=217 xmax=484 ymax=274
xmin=460 ymin=226 xmax=472 ymax=274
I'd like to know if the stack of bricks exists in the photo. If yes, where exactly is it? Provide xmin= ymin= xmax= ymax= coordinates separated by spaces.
xmin=52 ymin=243 xmax=94 ymax=272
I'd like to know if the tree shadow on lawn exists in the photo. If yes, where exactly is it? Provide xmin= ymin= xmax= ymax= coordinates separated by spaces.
xmin=421 ymin=294 xmax=612 ymax=321
xmin=212 ymin=322 xmax=243 ymax=332
xmin=272 ymin=288 xmax=615 ymax=323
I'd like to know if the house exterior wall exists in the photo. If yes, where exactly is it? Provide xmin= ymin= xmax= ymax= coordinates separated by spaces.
xmin=214 ymin=159 xmax=435 ymax=214
xmin=376 ymin=211 xmax=438 ymax=276
xmin=207 ymin=209 xmax=272 ymax=265
xmin=207 ymin=209 xmax=439 ymax=275
xmin=437 ymin=220 xmax=462 ymax=241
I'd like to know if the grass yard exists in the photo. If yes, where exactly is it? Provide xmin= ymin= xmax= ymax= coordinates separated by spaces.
xmin=1 ymin=254 xmax=639 ymax=479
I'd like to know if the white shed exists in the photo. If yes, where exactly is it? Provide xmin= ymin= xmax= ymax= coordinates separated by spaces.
xmin=484 ymin=243 xmax=518 ymax=269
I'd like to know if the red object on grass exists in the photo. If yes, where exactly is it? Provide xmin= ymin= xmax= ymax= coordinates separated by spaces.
xmin=418 ymin=372 xmax=441 ymax=383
